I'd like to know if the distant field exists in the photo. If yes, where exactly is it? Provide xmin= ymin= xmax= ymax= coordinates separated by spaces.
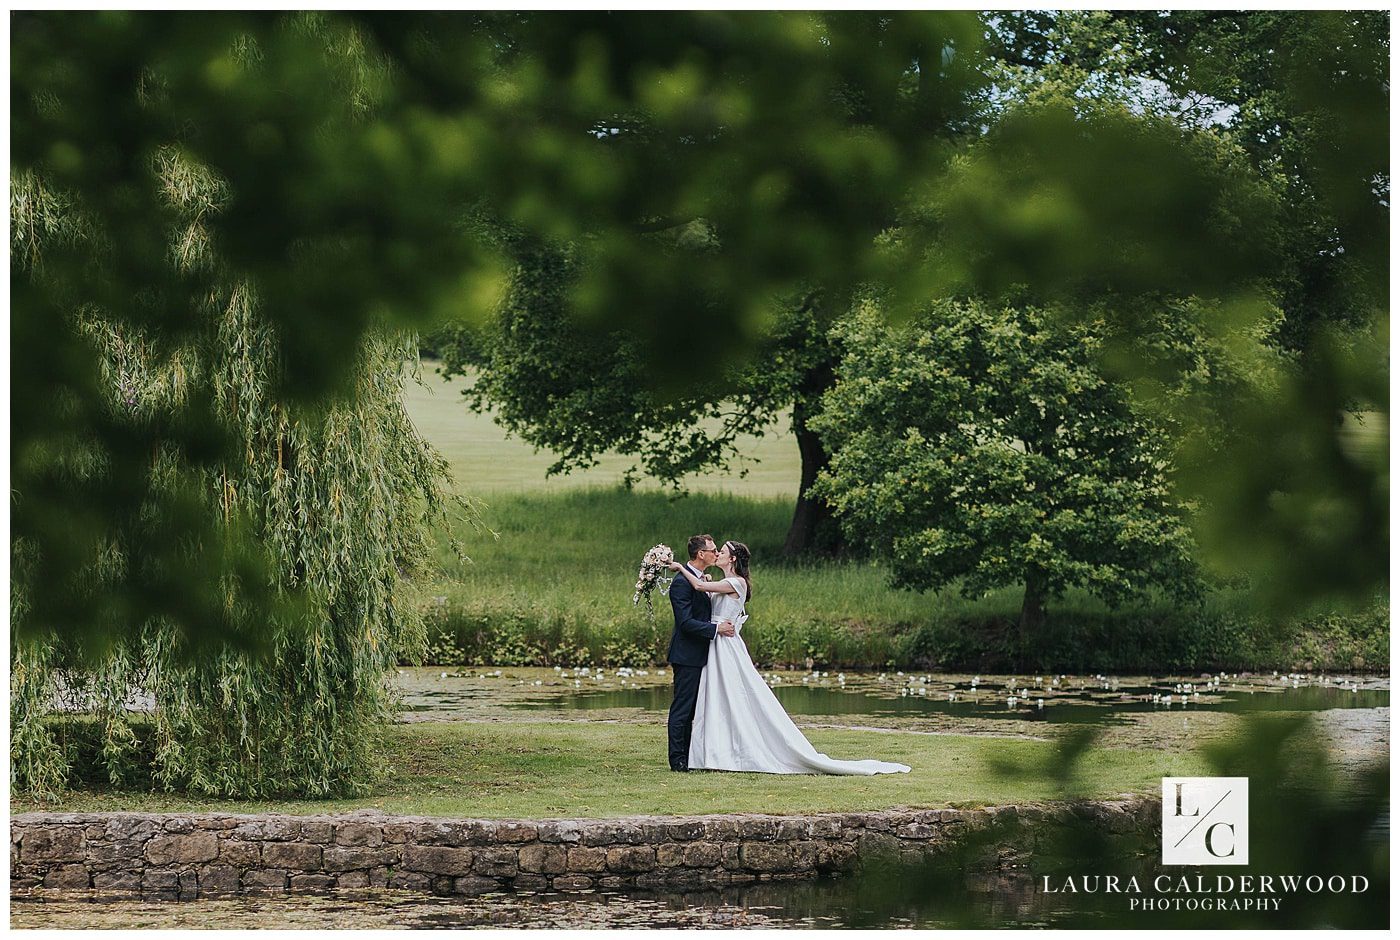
xmin=402 ymin=362 xmax=801 ymax=497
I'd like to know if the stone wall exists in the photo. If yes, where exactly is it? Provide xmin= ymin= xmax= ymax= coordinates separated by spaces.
xmin=11 ymin=796 xmax=1158 ymax=901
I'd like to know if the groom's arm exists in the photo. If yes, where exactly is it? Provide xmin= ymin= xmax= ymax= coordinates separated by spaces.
xmin=670 ymin=577 xmax=717 ymax=641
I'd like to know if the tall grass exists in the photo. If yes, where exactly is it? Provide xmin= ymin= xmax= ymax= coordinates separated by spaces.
xmin=416 ymin=487 xmax=1388 ymax=673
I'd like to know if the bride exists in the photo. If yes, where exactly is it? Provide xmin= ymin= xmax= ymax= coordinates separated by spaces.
xmin=668 ymin=542 xmax=910 ymax=776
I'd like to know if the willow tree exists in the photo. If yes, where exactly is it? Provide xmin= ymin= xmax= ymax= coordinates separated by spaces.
xmin=10 ymin=25 xmax=463 ymax=798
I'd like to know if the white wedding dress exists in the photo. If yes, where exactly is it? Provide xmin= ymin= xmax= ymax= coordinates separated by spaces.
xmin=688 ymin=577 xmax=911 ymax=775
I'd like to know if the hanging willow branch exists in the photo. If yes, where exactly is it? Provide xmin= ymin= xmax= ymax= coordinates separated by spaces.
xmin=11 ymin=104 xmax=471 ymax=799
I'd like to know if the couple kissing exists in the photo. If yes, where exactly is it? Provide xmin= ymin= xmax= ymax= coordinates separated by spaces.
xmin=664 ymin=533 xmax=910 ymax=777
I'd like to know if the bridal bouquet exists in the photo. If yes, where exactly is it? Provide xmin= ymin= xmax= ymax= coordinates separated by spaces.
xmin=632 ymin=544 xmax=675 ymax=619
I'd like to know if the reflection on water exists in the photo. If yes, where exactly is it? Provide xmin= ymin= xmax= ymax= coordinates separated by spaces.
xmin=7 ymin=876 xmax=1081 ymax=930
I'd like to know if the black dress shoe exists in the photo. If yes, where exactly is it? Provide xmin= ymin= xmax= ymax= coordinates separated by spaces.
xmin=670 ymin=763 xmax=689 ymax=773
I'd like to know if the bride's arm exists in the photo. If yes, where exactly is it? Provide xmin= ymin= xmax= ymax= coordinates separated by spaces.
xmin=668 ymin=562 xmax=736 ymax=594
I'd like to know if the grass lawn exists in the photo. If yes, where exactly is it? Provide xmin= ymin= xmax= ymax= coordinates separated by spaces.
xmin=403 ymin=364 xmax=800 ymax=497
xmin=12 ymin=722 xmax=1210 ymax=819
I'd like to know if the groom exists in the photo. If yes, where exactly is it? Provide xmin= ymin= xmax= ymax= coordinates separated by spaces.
xmin=666 ymin=533 xmax=735 ymax=772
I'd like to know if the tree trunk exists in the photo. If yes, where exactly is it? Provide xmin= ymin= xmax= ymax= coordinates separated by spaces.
xmin=782 ymin=360 xmax=846 ymax=558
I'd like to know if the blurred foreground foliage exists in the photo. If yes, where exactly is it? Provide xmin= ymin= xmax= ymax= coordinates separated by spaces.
xmin=977 ymin=9 xmax=1388 ymax=616
xmin=839 ymin=716 xmax=1387 ymax=927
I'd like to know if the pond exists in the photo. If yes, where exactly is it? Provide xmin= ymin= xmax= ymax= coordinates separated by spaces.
xmin=11 ymin=878 xmax=1062 ymax=929
xmin=393 ymin=667 xmax=1388 ymax=729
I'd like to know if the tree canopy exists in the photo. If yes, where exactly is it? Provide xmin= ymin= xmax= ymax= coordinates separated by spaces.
xmin=812 ymin=299 xmax=1202 ymax=636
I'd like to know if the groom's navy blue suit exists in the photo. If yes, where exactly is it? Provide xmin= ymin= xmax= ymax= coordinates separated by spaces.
xmin=667 ymin=562 xmax=716 ymax=771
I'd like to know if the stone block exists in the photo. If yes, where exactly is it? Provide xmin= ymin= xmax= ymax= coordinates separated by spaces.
xmin=196 ymin=816 xmax=238 ymax=830
xmin=776 ymin=818 xmax=812 ymax=839
xmin=720 ymin=843 xmax=742 ymax=869
xmin=143 ymin=869 xmax=179 ymax=891
xmin=550 ymin=874 xmax=593 ymax=892
xmin=472 ymin=847 xmax=519 ymax=878
xmin=442 ymin=821 xmax=495 ymax=845
xmin=368 ymin=867 xmax=392 ymax=888
xmin=242 ymin=868 xmax=289 ymax=891
xmin=87 ymin=838 xmax=148 ymax=870
xmin=605 ymin=845 xmax=655 ymax=873
xmin=380 ymin=822 xmax=414 ymax=844
xmin=289 ymin=874 xmax=335 ymax=892
xmin=43 ymin=864 xmax=91 ymax=889
xmin=298 ymin=821 xmax=333 ymax=844
xmin=638 ymin=822 xmax=673 ymax=844
xmin=262 ymin=842 xmax=322 ymax=870
xmin=857 ymin=831 xmax=899 ymax=857
xmin=683 ymin=842 xmax=722 ymax=868
xmin=536 ymin=821 xmax=584 ymax=844
xmin=233 ymin=820 xmax=296 ymax=841
xmin=518 ymin=844 xmax=568 ymax=875
xmin=738 ymin=818 xmax=778 ymax=841
xmin=92 ymin=869 xmax=142 ymax=895
xmin=896 ymin=822 xmax=937 ymax=840
xmin=703 ymin=818 xmax=743 ymax=841
xmin=580 ymin=826 xmax=618 ymax=847
xmin=218 ymin=840 xmax=261 ymax=867
xmin=615 ymin=823 xmax=648 ymax=845
xmin=333 ymin=822 xmax=383 ymax=847
xmin=335 ymin=870 xmax=369 ymax=889
xmin=163 ymin=818 xmax=195 ymax=833
xmin=788 ymin=841 xmax=819 ymax=868
xmin=655 ymin=843 xmax=686 ymax=867
xmin=664 ymin=820 xmax=706 ymax=842
xmin=322 ymin=846 xmax=398 ymax=872
xmin=197 ymin=864 xmax=242 ymax=896
xmin=146 ymin=832 xmax=219 ymax=866
xmin=567 ymin=846 xmax=608 ymax=873
xmin=739 ymin=842 xmax=795 ymax=872
xmin=178 ymin=870 xmax=199 ymax=900
xmin=493 ymin=823 xmax=538 ymax=843
xmin=452 ymin=876 xmax=502 ymax=895
xmin=21 ymin=826 xmax=85 ymax=863
xmin=512 ymin=874 xmax=549 ymax=891
xmin=401 ymin=845 xmax=475 ymax=876
xmin=410 ymin=821 xmax=456 ymax=845
xmin=105 ymin=818 xmax=160 ymax=844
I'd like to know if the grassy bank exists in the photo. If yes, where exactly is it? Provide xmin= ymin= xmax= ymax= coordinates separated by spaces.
xmin=417 ymin=487 xmax=1388 ymax=674
xmin=406 ymin=364 xmax=1387 ymax=674
xmin=11 ymin=721 xmax=1210 ymax=819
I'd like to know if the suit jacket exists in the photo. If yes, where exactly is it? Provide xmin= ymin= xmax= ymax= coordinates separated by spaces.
xmin=667 ymin=563 xmax=716 ymax=667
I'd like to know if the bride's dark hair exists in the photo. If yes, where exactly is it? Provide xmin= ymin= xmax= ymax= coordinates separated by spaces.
xmin=724 ymin=541 xmax=753 ymax=601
